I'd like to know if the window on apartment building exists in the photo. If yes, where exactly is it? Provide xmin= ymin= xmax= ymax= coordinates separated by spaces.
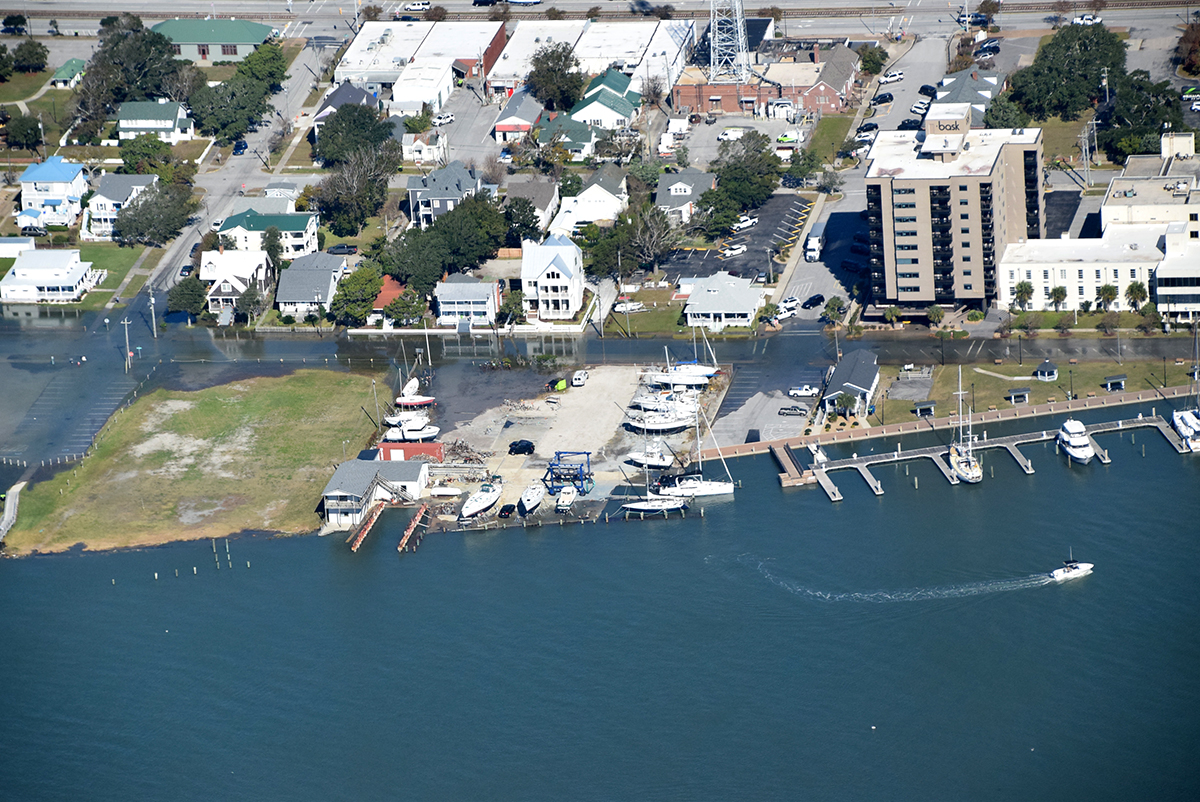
xmin=963 ymin=256 xmax=971 ymax=262
xmin=1009 ymin=286 xmax=1015 ymax=297
xmin=222 ymin=45 xmax=238 ymax=56
xmin=962 ymin=242 xmax=970 ymax=249
xmin=963 ymin=270 xmax=972 ymax=276
xmin=1191 ymin=213 xmax=1198 ymax=221
xmin=1078 ymin=286 xmax=1085 ymax=295
xmin=897 ymin=259 xmax=919 ymax=265
xmin=1078 ymin=269 xmax=1084 ymax=279
xmin=897 ymin=244 xmax=918 ymax=251
xmin=1112 ymin=269 xmax=1119 ymax=280
xmin=1095 ymin=270 xmax=1101 ymax=280
xmin=1192 ymin=231 xmax=1199 ymax=239
xmin=1009 ymin=270 xmax=1015 ymax=281
xmin=1060 ymin=270 xmax=1067 ymax=279
xmin=894 ymin=188 xmax=915 ymax=195
xmin=895 ymin=216 xmax=916 ymax=223
xmin=1044 ymin=287 xmax=1050 ymax=298
xmin=960 ymin=213 xmax=969 ymax=220
xmin=898 ymin=272 xmax=920 ymax=278
xmin=895 ymin=202 xmax=916 ymax=209
xmin=899 ymin=286 xmax=920 ymax=293
xmin=1130 ymin=269 xmax=1136 ymax=279
xmin=959 ymin=199 xmax=968 ymax=206
xmin=960 ymin=228 xmax=970 ymax=234
xmin=964 ymin=284 xmax=973 ymax=291
xmin=897 ymin=230 xmax=917 ymax=237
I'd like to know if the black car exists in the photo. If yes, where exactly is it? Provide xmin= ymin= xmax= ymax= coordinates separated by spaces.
xmin=781 ymin=174 xmax=804 ymax=189
xmin=918 ymin=84 xmax=938 ymax=98
xmin=327 ymin=243 xmax=358 ymax=255
xmin=856 ymin=122 xmax=879 ymax=134
xmin=850 ymin=243 xmax=870 ymax=256
xmin=508 ymin=439 xmax=535 ymax=455
xmin=840 ymin=260 xmax=865 ymax=273
xmin=871 ymin=92 xmax=894 ymax=106
xmin=498 ymin=504 xmax=516 ymax=519
xmin=801 ymin=293 xmax=825 ymax=310
xmin=232 ymin=140 xmax=248 ymax=155
xmin=897 ymin=118 xmax=923 ymax=131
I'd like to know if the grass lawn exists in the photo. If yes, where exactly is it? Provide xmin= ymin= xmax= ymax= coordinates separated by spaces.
xmin=120 ymin=274 xmax=148 ymax=299
xmin=303 ymin=84 xmax=325 ymax=108
xmin=26 ymin=89 xmax=75 ymax=145
xmin=0 ymin=69 xmax=50 ymax=104
xmin=870 ymin=358 xmax=1181 ymax=427
xmin=172 ymin=138 xmax=211 ymax=164
xmin=281 ymin=38 xmax=306 ymax=69
xmin=810 ymin=114 xmax=853 ymax=166
xmin=1010 ymin=309 xmax=1149 ymax=331
xmin=605 ymin=298 xmax=685 ymax=335
xmin=55 ymin=145 xmax=121 ymax=161
xmin=200 ymin=64 xmax=238 ymax=83
xmin=321 ymin=216 xmax=384 ymax=250
xmin=1040 ymin=109 xmax=1094 ymax=162
xmin=5 ymin=370 xmax=383 ymax=554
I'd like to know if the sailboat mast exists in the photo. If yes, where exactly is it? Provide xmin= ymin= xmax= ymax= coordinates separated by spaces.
xmin=699 ymin=404 xmax=735 ymax=483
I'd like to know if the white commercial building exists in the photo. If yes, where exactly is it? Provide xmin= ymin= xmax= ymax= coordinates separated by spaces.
xmin=1154 ymin=222 xmax=1200 ymax=323
xmin=389 ymin=61 xmax=455 ymax=116
xmin=487 ymin=20 xmax=588 ymax=95
xmin=632 ymin=19 xmax=695 ymax=94
xmin=0 ymin=250 xmax=101 ymax=303
xmin=571 ymin=20 xmax=660 ymax=77
xmin=333 ymin=21 xmax=434 ymax=94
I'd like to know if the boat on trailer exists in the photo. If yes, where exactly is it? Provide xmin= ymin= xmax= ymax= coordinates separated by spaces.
xmin=518 ymin=483 xmax=546 ymax=516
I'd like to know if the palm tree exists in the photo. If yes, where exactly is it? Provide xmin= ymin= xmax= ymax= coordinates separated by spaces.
xmin=1096 ymin=283 xmax=1118 ymax=311
xmin=1124 ymin=281 xmax=1147 ymax=314
xmin=836 ymin=392 xmax=858 ymax=416
xmin=883 ymin=305 xmax=902 ymax=324
xmin=926 ymin=305 xmax=945 ymax=326
xmin=1014 ymin=281 xmax=1034 ymax=310
xmin=1050 ymin=285 xmax=1067 ymax=312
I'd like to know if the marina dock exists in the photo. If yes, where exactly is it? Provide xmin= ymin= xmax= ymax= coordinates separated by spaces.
xmin=398 ymin=503 xmax=429 ymax=552
xmin=770 ymin=445 xmax=807 ymax=487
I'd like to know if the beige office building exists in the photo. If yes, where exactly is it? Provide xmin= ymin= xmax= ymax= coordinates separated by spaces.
xmin=864 ymin=104 xmax=1044 ymax=311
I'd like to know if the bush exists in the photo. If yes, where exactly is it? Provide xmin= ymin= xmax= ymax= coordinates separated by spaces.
xmin=967 ymin=310 xmax=985 ymax=322
xmin=1096 ymin=311 xmax=1120 ymax=335
xmin=281 ymin=314 xmax=295 ymax=325
xmin=51 ymin=234 xmax=69 ymax=245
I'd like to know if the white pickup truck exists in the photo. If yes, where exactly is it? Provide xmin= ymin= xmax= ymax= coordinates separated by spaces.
xmin=788 ymin=385 xmax=819 ymax=398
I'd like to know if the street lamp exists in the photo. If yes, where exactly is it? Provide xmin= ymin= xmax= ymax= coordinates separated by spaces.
xmin=1018 ymin=333 xmax=1022 ymax=366
xmin=342 ymin=439 xmax=350 ymax=461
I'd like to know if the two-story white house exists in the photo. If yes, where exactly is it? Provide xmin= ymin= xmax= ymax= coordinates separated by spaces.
xmin=19 ymin=157 xmax=87 ymax=228
xmin=116 ymin=100 xmax=195 ymax=144
xmin=275 ymin=252 xmax=347 ymax=317
xmin=218 ymin=210 xmax=319 ymax=257
xmin=520 ymin=234 xmax=586 ymax=321
xmin=434 ymin=274 xmax=501 ymax=327
xmin=84 ymin=174 xmax=159 ymax=240
xmin=0 ymin=250 xmax=102 ymax=303
xmin=199 ymin=249 xmax=271 ymax=315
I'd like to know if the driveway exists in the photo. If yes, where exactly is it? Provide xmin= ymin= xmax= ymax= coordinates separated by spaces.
xmin=442 ymin=80 xmax=504 ymax=167
xmin=864 ymin=36 xmax=952 ymax=133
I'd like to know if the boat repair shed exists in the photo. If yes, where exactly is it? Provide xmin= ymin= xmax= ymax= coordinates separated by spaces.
xmin=321 ymin=460 xmax=429 ymax=530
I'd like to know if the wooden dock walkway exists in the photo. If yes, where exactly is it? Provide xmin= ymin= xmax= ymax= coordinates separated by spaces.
xmin=398 ymin=503 xmax=429 ymax=552
xmin=347 ymin=502 xmax=386 ymax=552
xmin=770 ymin=444 xmax=808 ymax=487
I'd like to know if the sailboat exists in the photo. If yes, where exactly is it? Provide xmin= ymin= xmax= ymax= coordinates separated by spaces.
xmin=518 ymin=483 xmax=546 ymax=516
xmin=394 ymin=376 xmax=436 ymax=407
xmin=460 ymin=479 xmax=503 ymax=519
xmin=625 ymin=437 xmax=676 ymax=469
xmin=620 ymin=468 xmax=690 ymax=515
xmin=1173 ymin=325 xmax=1200 ymax=452
xmin=656 ymin=407 xmax=735 ymax=497
xmin=948 ymin=366 xmax=983 ymax=484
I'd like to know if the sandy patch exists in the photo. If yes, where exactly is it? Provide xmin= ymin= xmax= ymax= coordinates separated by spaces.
xmin=177 ymin=496 xmax=241 ymax=525
xmin=140 ymin=400 xmax=196 ymax=433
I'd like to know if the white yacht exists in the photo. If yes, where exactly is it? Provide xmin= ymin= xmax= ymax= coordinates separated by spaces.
xmin=625 ymin=438 xmax=676 ymax=469
xmin=460 ymin=481 xmax=503 ymax=519
xmin=1050 ymin=550 xmax=1094 ymax=582
xmin=1173 ymin=327 xmax=1200 ymax=453
xmin=518 ymin=484 xmax=545 ymax=516
xmin=555 ymin=486 xmax=578 ymax=513
xmin=1057 ymin=419 xmax=1095 ymax=464
xmin=630 ymin=410 xmax=693 ymax=434
xmin=949 ymin=366 xmax=983 ymax=484
xmin=621 ymin=495 xmax=690 ymax=514
xmin=383 ymin=412 xmax=439 ymax=442
xmin=628 ymin=390 xmax=699 ymax=414
xmin=655 ymin=407 xmax=735 ymax=498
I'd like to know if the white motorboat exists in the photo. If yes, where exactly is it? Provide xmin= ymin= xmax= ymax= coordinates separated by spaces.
xmin=625 ymin=438 xmax=675 ymax=469
xmin=395 ymin=376 xmax=436 ymax=407
xmin=460 ymin=481 xmax=503 ymax=518
xmin=1050 ymin=550 xmax=1094 ymax=582
xmin=1057 ymin=418 xmax=1095 ymax=464
xmin=1174 ymin=326 xmax=1200 ymax=453
xmin=518 ymin=483 xmax=546 ymax=516
xmin=429 ymin=486 xmax=463 ymax=498
xmin=630 ymin=410 xmax=693 ymax=434
xmin=641 ymin=369 xmax=711 ymax=388
xmin=555 ymin=485 xmax=578 ymax=513
xmin=382 ymin=408 xmax=426 ymax=427
xmin=949 ymin=366 xmax=983 ymax=484
xmin=621 ymin=494 xmax=690 ymax=514
xmin=383 ymin=412 xmax=440 ymax=442
xmin=628 ymin=390 xmax=699 ymax=414
xmin=655 ymin=406 xmax=735 ymax=498
xmin=382 ymin=426 xmax=406 ymax=442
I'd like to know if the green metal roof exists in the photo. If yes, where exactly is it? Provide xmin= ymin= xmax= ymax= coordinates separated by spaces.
xmin=571 ymin=88 xmax=636 ymax=121
xmin=150 ymin=18 xmax=274 ymax=45
xmin=118 ymin=101 xmax=183 ymax=122
xmin=220 ymin=210 xmax=315 ymax=233
xmin=537 ymin=114 xmax=596 ymax=148
xmin=52 ymin=58 xmax=85 ymax=82
xmin=585 ymin=68 xmax=632 ymax=99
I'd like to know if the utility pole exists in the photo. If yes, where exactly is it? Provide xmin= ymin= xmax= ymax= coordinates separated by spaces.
xmin=149 ymin=294 xmax=157 ymax=339
xmin=120 ymin=318 xmax=132 ymax=373
xmin=372 ymin=378 xmax=381 ymax=434
xmin=1100 ymin=66 xmax=1110 ymax=105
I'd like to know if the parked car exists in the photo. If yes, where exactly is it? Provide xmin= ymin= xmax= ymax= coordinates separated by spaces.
xmin=897 ymin=118 xmax=924 ymax=131
xmin=179 ymin=265 xmax=193 ymax=277
xmin=1072 ymin=13 xmax=1101 ymax=25
xmin=789 ymin=385 xmax=819 ymax=398
xmin=232 ymin=140 xmax=248 ymax=155
xmin=850 ymin=243 xmax=870 ymax=256
xmin=755 ymin=271 xmax=768 ymax=283
xmin=800 ymin=293 xmax=825 ymax=310
xmin=571 ymin=370 xmax=589 ymax=387
xmin=840 ymin=259 xmax=865 ymax=273
xmin=957 ymin=12 xmax=987 ymax=25
xmin=856 ymin=122 xmax=879 ymax=134
xmin=979 ymin=37 xmax=1001 ymax=48
xmin=730 ymin=215 xmax=758 ymax=232
xmin=498 ymin=504 xmax=516 ymax=519
xmin=777 ymin=129 xmax=803 ymax=143
xmin=403 ymin=1 xmax=431 ymax=10
xmin=432 ymin=112 xmax=455 ymax=126
xmin=918 ymin=84 xmax=938 ymax=98
xmin=722 ymin=244 xmax=748 ymax=258
xmin=498 ymin=149 xmax=513 ymax=164
xmin=780 ymin=296 xmax=800 ymax=309
xmin=210 ymin=218 xmax=225 ymax=231
xmin=508 ymin=439 xmax=535 ymax=455
xmin=871 ymin=92 xmax=894 ymax=106
xmin=189 ymin=242 xmax=201 ymax=257
xmin=1192 ymin=100 xmax=1200 ymax=112
xmin=910 ymin=100 xmax=930 ymax=115
xmin=20 ymin=225 xmax=47 ymax=237
xmin=327 ymin=243 xmax=358 ymax=255
xmin=778 ymin=405 xmax=807 ymax=416
xmin=855 ymin=129 xmax=877 ymax=144
xmin=973 ymin=46 xmax=999 ymax=59
xmin=394 ymin=14 xmax=420 ymax=20
xmin=879 ymin=70 xmax=904 ymax=84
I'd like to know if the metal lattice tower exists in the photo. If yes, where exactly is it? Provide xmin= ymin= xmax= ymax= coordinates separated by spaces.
xmin=709 ymin=0 xmax=750 ymax=84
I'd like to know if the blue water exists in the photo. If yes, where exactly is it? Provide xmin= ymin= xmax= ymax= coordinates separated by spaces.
xmin=2 ymin=421 xmax=1199 ymax=800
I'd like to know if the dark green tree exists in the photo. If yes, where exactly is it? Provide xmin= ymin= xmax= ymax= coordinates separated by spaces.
xmin=1050 ymin=285 xmax=1068 ymax=311
xmin=1098 ymin=69 xmax=1184 ymax=162
xmin=1124 ymin=280 xmax=1147 ymax=313
xmin=709 ymin=131 xmax=781 ymax=211
xmin=235 ymin=42 xmax=289 ymax=90
xmin=5 ymin=113 xmax=40 ymax=151
xmin=856 ymin=43 xmax=888 ymax=75
xmin=560 ymin=172 xmax=582 ymax=197
xmin=435 ymin=193 xmax=507 ymax=269
xmin=823 ymin=296 xmax=846 ymax=321
xmin=313 ymin=104 xmax=392 ymax=165
xmin=118 ymin=133 xmax=198 ymax=185
xmin=982 ymin=95 xmax=1031 ymax=129
xmin=786 ymin=148 xmax=823 ymax=185
xmin=167 ymin=275 xmax=207 ymax=321
xmin=0 ymin=44 xmax=12 ymax=81
xmin=263 ymin=226 xmax=283 ymax=269
xmin=12 ymin=38 xmax=47 ymax=72
xmin=377 ymin=227 xmax=450 ymax=294
xmin=383 ymin=290 xmax=427 ymax=326
xmin=496 ymin=290 xmax=525 ymax=325
xmin=1013 ymin=280 xmax=1034 ymax=310
xmin=236 ymin=284 xmax=264 ymax=321
xmin=525 ymin=42 xmax=585 ymax=111
xmin=1009 ymin=24 xmax=1126 ymax=121
xmin=114 ymin=182 xmax=199 ymax=245
xmin=504 ymin=196 xmax=541 ymax=247
xmin=1096 ymin=283 xmax=1118 ymax=311
xmin=190 ymin=74 xmax=273 ymax=144
xmin=2 ymin=15 xmax=26 ymax=33
xmin=330 ymin=263 xmax=384 ymax=326
xmin=976 ymin=0 xmax=1000 ymax=25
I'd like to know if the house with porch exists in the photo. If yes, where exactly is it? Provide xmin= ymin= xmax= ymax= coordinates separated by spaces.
xmin=493 ymin=89 xmax=544 ymax=144
xmin=116 ymin=100 xmax=195 ymax=144
xmin=19 ymin=157 xmax=86 ymax=228
xmin=51 ymin=58 xmax=86 ymax=89
xmin=548 ymin=164 xmax=629 ymax=236
xmin=199 ymin=249 xmax=271 ymax=316
xmin=313 ymin=81 xmax=379 ymax=138
xmin=85 ymin=174 xmax=158 ymax=240
xmin=683 ymin=271 xmax=766 ymax=332
xmin=434 ymin=274 xmax=501 ymax=327
xmin=569 ymin=68 xmax=642 ymax=131
xmin=0 ymin=250 xmax=101 ymax=303
xmin=536 ymin=113 xmax=601 ymax=162
xmin=656 ymin=167 xmax=716 ymax=226
xmin=321 ymin=459 xmax=430 ymax=530
xmin=822 ymin=350 xmax=880 ymax=416
xmin=406 ymin=161 xmax=489 ymax=229
xmin=521 ymin=234 xmax=585 ymax=321
xmin=218 ymin=210 xmax=319 ymax=257
xmin=150 ymin=18 xmax=275 ymax=63
xmin=274 ymin=252 xmax=347 ymax=318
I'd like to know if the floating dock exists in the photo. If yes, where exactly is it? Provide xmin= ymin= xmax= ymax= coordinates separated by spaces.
xmin=770 ymin=444 xmax=807 ymax=487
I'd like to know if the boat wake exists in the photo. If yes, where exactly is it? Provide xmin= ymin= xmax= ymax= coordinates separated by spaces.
xmin=731 ymin=554 xmax=1055 ymax=603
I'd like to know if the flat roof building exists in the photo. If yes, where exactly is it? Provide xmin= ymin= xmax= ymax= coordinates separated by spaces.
xmin=632 ymin=19 xmax=696 ymax=94
xmin=410 ymin=21 xmax=507 ymax=80
xmin=571 ymin=20 xmax=660 ymax=77
xmin=864 ymin=103 xmax=1044 ymax=310
xmin=488 ymin=20 xmax=589 ymax=94
xmin=333 ymin=21 xmax=435 ymax=94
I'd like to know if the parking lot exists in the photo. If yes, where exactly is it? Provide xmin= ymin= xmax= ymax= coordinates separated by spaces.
xmin=661 ymin=193 xmax=811 ymax=281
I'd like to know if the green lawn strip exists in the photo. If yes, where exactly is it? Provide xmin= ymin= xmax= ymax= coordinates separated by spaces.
xmin=281 ymin=39 xmax=305 ymax=69
xmin=0 ymin=69 xmax=50 ymax=104
xmin=55 ymin=145 xmax=121 ymax=161
xmin=1039 ymin=109 xmax=1093 ymax=162
xmin=1010 ymin=309 xmax=1146 ymax=330
xmin=83 ymin=244 xmax=146 ymax=289
xmin=809 ymin=114 xmax=853 ymax=166
xmin=6 ymin=369 xmax=383 ymax=554
xmin=0 ymin=256 xmax=14 ymax=277
xmin=200 ymin=64 xmax=237 ymax=83
xmin=119 ymin=274 xmax=148 ymax=299
xmin=321 ymin=216 xmax=383 ymax=250
xmin=871 ymin=359 xmax=1178 ymax=427
xmin=172 ymin=138 xmax=211 ymax=163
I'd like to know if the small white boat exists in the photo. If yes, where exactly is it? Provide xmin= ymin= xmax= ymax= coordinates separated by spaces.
xmin=641 ymin=370 xmax=711 ymax=388
xmin=1057 ymin=418 xmax=1095 ymax=464
xmin=429 ymin=486 xmax=463 ymax=498
xmin=626 ymin=439 xmax=676 ymax=469
xmin=656 ymin=472 xmax=735 ymax=498
xmin=395 ymin=377 xmax=436 ymax=407
xmin=383 ymin=412 xmax=440 ymax=442
xmin=518 ymin=483 xmax=546 ymax=516
xmin=1050 ymin=550 xmax=1094 ymax=582
xmin=620 ymin=494 xmax=690 ymax=514
xmin=555 ymin=485 xmax=578 ymax=513
xmin=382 ymin=426 xmax=406 ymax=442
xmin=460 ymin=481 xmax=502 ymax=518
xmin=628 ymin=390 xmax=699 ymax=414
xmin=382 ymin=408 xmax=426 ymax=427
xmin=630 ymin=411 xmax=693 ymax=434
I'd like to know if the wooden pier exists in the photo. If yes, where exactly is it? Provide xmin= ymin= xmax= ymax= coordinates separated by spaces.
xmin=792 ymin=416 xmax=1185 ymax=501
xmin=770 ymin=444 xmax=808 ymax=487
xmin=347 ymin=502 xmax=386 ymax=552
xmin=398 ymin=503 xmax=429 ymax=552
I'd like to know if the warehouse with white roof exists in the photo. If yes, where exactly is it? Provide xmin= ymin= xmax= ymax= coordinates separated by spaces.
xmin=333 ymin=21 xmax=434 ymax=93
xmin=487 ymin=20 xmax=589 ymax=95
xmin=571 ymin=20 xmax=660 ymax=77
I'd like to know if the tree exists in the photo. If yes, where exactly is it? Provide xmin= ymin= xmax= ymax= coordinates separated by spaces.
xmin=504 ymin=197 xmax=541 ymax=247
xmin=628 ymin=204 xmax=680 ymax=269
xmin=1096 ymin=283 xmax=1118 ymax=311
xmin=488 ymin=2 xmax=512 ymax=22
xmin=49 ymin=19 xmax=60 ymax=36
xmin=1055 ymin=316 xmax=1072 ymax=335
xmin=1097 ymin=69 xmax=1184 ymax=163
xmin=119 ymin=133 xmax=172 ymax=173
xmin=786 ymin=148 xmax=823 ymax=186
xmin=1013 ymin=280 xmax=1034 ymax=310
xmin=1009 ymin=25 xmax=1126 ymax=121
xmin=1096 ymin=310 xmax=1120 ymax=334
xmin=982 ymin=95 xmax=1031 ymax=129
xmin=236 ymin=285 xmax=264 ymax=321
xmin=313 ymin=104 xmax=392 ymax=165
xmin=0 ymin=44 xmax=12 ymax=81
xmin=1137 ymin=301 xmax=1161 ymax=333
xmin=758 ymin=6 xmax=784 ymax=21
xmin=496 ymin=290 xmax=525 ymax=325
xmin=560 ymin=172 xmax=582 ymax=197
xmin=816 ymin=170 xmax=844 ymax=195
xmin=976 ymin=0 xmax=1000 ymax=25
xmin=1124 ymin=280 xmax=1147 ymax=313
xmin=167 ymin=275 xmax=207 ymax=321
xmin=1178 ymin=23 xmax=1200 ymax=76
xmin=114 ymin=182 xmax=199 ymax=245
xmin=1018 ymin=312 xmax=1043 ymax=334
xmin=545 ymin=7 xmax=565 ymax=19
xmin=708 ymin=131 xmax=781 ymax=210
xmin=627 ymin=158 xmax=663 ymax=188
xmin=383 ymin=290 xmax=427 ymax=326
xmin=1049 ymin=0 xmax=1072 ymax=27
xmin=857 ymin=43 xmax=888 ymax=75
xmin=5 ymin=113 xmax=40 ymax=151
xmin=263 ymin=226 xmax=283 ymax=271
xmin=189 ymin=73 xmax=273 ymax=145
xmin=1088 ymin=0 xmax=1108 ymax=15
xmin=235 ymin=42 xmax=289 ymax=90
xmin=525 ymin=42 xmax=585 ymax=111
xmin=835 ymin=392 xmax=857 ymax=414
xmin=362 ymin=5 xmax=384 ymax=20
xmin=1079 ymin=299 xmax=1093 ymax=314
xmin=378 ymin=227 xmax=450 ymax=294
xmin=926 ymin=305 xmax=945 ymax=326
xmin=330 ymin=264 xmax=384 ymax=326
xmin=2 ymin=15 xmax=26 ymax=34
xmin=316 ymin=140 xmax=403 ymax=235
xmin=823 ymin=296 xmax=846 ymax=321
xmin=883 ymin=306 xmax=902 ymax=324
xmin=675 ymin=146 xmax=689 ymax=167
xmin=12 ymin=38 xmax=47 ymax=73
xmin=1050 ymin=285 xmax=1068 ymax=312
xmin=641 ymin=75 xmax=665 ymax=109
xmin=586 ymin=6 xmax=602 ymax=18
xmin=162 ymin=64 xmax=205 ymax=103
xmin=425 ymin=5 xmax=449 ymax=21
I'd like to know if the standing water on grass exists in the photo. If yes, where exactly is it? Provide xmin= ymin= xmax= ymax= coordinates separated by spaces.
xmin=2 ymin=410 xmax=1199 ymax=800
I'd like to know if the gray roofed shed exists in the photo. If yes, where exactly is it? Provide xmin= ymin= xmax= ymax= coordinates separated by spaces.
xmin=322 ymin=460 xmax=426 ymax=498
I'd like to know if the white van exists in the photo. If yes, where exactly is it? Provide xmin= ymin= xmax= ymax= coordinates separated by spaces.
xmin=571 ymin=370 xmax=589 ymax=387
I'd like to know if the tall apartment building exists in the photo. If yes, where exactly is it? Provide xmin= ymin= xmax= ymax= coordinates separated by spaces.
xmin=864 ymin=104 xmax=1044 ymax=311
